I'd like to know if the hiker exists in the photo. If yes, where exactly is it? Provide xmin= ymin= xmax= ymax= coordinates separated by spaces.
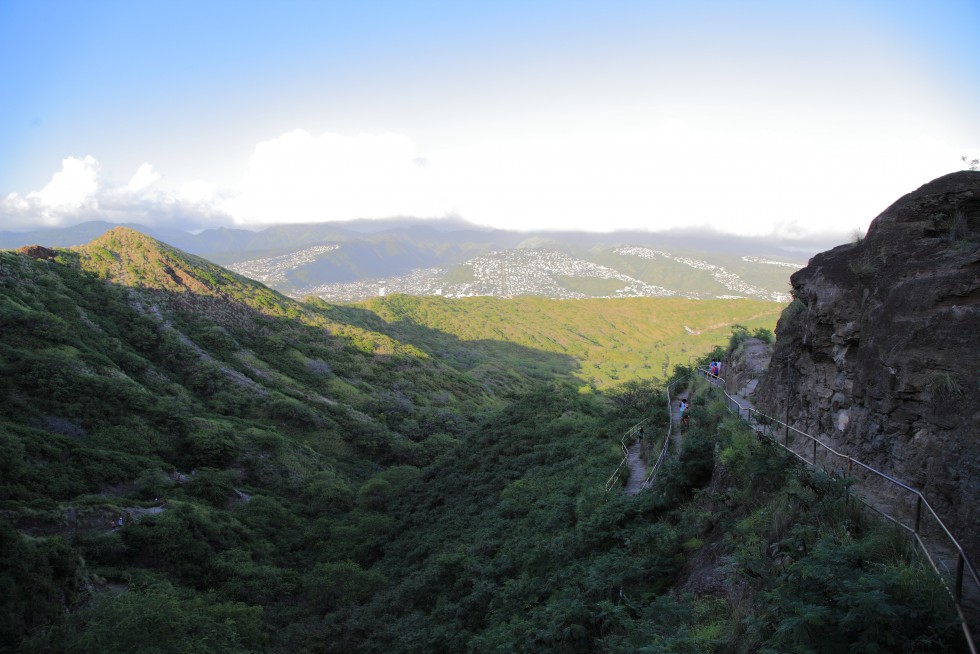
xmin=637 ymin=427 xmax=644 ymax=444
xmin=679 ymin=398 xmax=687 ymax=415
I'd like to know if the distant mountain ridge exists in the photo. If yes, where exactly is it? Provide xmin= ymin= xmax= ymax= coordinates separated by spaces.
xmin=1 ymin=218 xmax=832 ymax=302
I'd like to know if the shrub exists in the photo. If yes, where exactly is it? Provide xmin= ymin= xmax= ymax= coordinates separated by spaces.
xmin=27 ymin=584 xmax=264 ymax=653
xmin=267 ymin=396 xmax=321 ymax=429
xmin=930 ymin=371 xmax=962 ymax=400
xmin=0 ymin=524 xmax=86 ymax=650
xmin=120 ymin=503 xmax=249 ymax=584
xmin=229 ymin=496 xmax=306 ymax=559
xmin=848 ymin=247 xmax=887 ymax=278
xmin=307 ymin=560 xmax=386 ymax=611
xmin=356 ymin=477 xmax=393 ymax=512
xmin=610 ymin=379 xmax=659 ymax=414
xmin=196 ymin=325 xmax=241 ymax=354
xmin=182 ymin=425 xmax=238 ymax=468
xmin=728 ymin=324 xmax=750 ymax=351
xmin=184 ymin=468 xmax=236 ymax=507
xmin=301 ymin=469 xmax=355 ymax=514
xmin=418 ymin=432 xmax=460 ymax=462
xmin=134 ymin=469 xmax=175 ymax=500
xmin=777 ymin=297 xmax=807 ymax=334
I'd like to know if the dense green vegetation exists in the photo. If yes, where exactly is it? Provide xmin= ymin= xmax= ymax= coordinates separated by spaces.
xmin=321 ymin=378 xmax=961 ymax=653
xmin=0 ymin=230 xmax=963 ymax=652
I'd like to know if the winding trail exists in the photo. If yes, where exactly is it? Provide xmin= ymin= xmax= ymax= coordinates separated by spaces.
xmin=702 ymin=368 xmax=979 ymax=648
xmin=670 ymin=393 xmax=687 ymax=451
xmin=623 ymin=442 xmax=647 ymax=495
xmin=624 ymin=390 xmax=688 ymax=495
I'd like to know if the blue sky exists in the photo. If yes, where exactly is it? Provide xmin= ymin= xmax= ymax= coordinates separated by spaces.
xmin=2 ymin=0 xmax=978 ymax=237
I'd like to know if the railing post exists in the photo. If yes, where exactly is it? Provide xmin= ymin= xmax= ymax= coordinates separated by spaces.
xmin=914 ymin=495 xmax=922 ymax=535
xmin=812 ymin=437 xmax=817 ymax=466
xmin=955 ymin=552 xmax=964 ymax=603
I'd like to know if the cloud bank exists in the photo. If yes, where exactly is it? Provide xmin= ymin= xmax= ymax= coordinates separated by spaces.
xmin=1 ymin=128 xmax=969 ymax=237
xmin=0 ymin=156 xmax=232 ymax=232
xmin=0 ymin=132 xmax=452 ymax=233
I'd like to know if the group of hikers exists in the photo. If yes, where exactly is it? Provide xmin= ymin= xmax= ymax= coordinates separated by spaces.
xmin=708 ymin=359 xmax=722 ymax=379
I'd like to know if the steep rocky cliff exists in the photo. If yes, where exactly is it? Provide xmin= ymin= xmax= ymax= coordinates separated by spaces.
xmin=755 ymin=171 xmax=980 ymax=560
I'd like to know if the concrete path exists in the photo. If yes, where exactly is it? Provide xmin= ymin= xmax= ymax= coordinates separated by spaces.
xmin=631 ymin=391 xmax=688 ymax=494
xmin=671 ymin=393 xmax=688 ymax=451
xmin=623 ymin=441 xmax=647 ymax=496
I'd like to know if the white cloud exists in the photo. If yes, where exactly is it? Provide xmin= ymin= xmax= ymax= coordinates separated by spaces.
xmin=127 ymin=162 xmax=161 ymax=193
xmin=219 ymin=130 xmax=450 ymax=224
xmin=178 ymin=180 xmax=221 ymax=205
xmin=32 ymin=156 xmax=100 ymax=210
xmin=0 ymin=157 xmax=233 ymax=232
xmin=427 ymin=125 xmax=800 ymax=234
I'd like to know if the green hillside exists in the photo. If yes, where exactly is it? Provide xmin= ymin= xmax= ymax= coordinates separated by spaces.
xmin=0 ymin=230 xmax=962 ymax=653
xmin=352 ymin=294 xmax=783 ymax=389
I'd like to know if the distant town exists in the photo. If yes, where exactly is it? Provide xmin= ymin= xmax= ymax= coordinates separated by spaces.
xmin=228 ymin=244 xmax=795 ymax=304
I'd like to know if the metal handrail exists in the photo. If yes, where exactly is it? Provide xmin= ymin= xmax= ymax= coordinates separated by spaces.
xmin=604 ymin=418 xmax=649 ymax=491
xmin=640 ymin=378 xmax=681 ymax=490
xmin=697 ymin=367 xmax=978 ymax=651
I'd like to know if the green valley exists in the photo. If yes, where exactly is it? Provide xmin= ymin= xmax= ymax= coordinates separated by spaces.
xmin=349 ymin=294 xmax=782 ymax=390
xmin=0 ymin=228 xmax=963 ymax=653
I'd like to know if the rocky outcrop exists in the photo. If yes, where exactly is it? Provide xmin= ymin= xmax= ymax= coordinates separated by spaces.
xmin=721 ymin=336 xmax=772 ymax=398
xmin=755 ymin=171 xmax=980 ymax=560
xmin=17 ymin=245 xmax=58 ymax=260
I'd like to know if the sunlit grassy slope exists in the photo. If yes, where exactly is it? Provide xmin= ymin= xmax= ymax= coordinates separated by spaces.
xmin=351 ymin=294 xmax=784 ymax=389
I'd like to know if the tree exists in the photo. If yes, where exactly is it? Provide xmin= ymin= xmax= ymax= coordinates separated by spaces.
xmin=611 ymin=379 xmax=659 ymax=413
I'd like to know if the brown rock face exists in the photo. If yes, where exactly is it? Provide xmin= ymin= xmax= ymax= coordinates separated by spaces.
xmin=17 ymin=245 xmax=58 ymax=260
xmin=755 ymin=171 xmax=980 ymax=560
